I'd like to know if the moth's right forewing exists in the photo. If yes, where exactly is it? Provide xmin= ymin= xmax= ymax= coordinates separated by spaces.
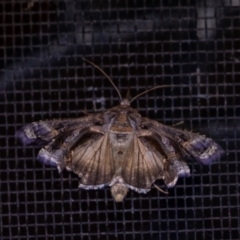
xmin=16 ymin=114 xmax=103 ymax=146
xmin=37 ymin=125 xmax=92 ymax=172
xmin=16 ymin=121 xmax=60 ymax=146
xmin=17 ymin=114 xmax=104 ymax=172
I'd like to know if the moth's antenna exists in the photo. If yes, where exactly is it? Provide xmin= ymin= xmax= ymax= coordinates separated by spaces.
xmin=82 ymin=58 xmax=122 ymax=101
xmin=130 ymin=85 xmax=175 ymax=104
xmin=125 ymin=88 xmax=131 ymax=100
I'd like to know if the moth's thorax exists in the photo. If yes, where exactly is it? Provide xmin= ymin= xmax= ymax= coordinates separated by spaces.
xmin=105 ymin=104 xmax=141 ymax=133
xmin=108 ymin=108 xmax=134 ymax=168
xmin=110 ymin=110 xmax=133 ymax=133
xmin=105 ymin=103 xmax=139 ymax=172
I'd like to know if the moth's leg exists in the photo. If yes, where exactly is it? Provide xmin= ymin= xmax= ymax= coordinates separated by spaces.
xmin=153 ymin=183 xmax=168 ymax=195
xmin=172 ymin=121 xmax=184 ymax=127
xmin=80 ymin=110 xmax=90 ymax=116
xmin=80 ymin=110 xmax=103 ymax=116
xmin=136 ymin=129 xmax=153 ymax=137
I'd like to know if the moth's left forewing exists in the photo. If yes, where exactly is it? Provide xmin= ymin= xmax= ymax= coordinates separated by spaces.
xmin=179 ymin=133 xmax=224 ymax=165
xmin=143 ymin=119 xmax=224 ymax=165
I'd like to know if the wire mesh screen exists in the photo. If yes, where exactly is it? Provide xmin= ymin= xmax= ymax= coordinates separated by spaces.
xmin=1 ymin=0 xmax=239 ymax=239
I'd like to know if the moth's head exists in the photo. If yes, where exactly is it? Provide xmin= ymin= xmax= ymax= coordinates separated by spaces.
xmin=120 ymin=99 xmax=130 ymax=106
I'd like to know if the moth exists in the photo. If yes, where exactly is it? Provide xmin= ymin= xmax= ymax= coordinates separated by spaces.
xmin=17 ymin=59 xmax=224 ymax=202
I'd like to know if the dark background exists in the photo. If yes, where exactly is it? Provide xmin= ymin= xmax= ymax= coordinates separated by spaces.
xmin=1 ymin=1 xmax=239 ymax=239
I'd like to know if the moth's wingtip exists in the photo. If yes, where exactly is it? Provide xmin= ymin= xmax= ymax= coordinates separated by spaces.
xmin=15 ymin=127 xmax=33 ymax=146
xmin=57 ymin=166 xmax=63 ymax=174
xmin=37 ymin=148 xmax=57 ymax=167
xmin=200 ymin=143 xmax=225 ymax=165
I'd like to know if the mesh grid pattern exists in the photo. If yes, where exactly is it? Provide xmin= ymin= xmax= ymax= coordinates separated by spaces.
xmin=0 ymin=1 xmax=239 ymax=239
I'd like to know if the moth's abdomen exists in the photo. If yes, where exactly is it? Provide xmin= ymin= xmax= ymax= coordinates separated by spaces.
xmin=109 ymin=132 xmax=134 ymax=171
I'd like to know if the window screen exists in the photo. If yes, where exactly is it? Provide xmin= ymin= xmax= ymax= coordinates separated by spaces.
xmin=1 ymin=1 xmax=239 ymax=239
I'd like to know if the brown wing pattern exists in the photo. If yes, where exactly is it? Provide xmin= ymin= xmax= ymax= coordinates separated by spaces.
xmin=121 ymin=135 xmax=165 ymax=191
xmin=69 ymin=133 xmax=115 ymax=188
xmin=36 ymin=126 xmax=92 ymax=172
xmin=18 ymin=115 xmax=115 ymax=188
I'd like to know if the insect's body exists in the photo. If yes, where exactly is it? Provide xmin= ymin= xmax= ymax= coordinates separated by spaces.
xmin=106 ymin=101 xmax=145 ymax=201
xmin=17 ymin=98 xmax=224 ymax=201
xmin=16 ymin=60 xmax=224 ymax=202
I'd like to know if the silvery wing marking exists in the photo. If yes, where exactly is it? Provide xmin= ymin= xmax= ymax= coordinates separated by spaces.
xmin=16 ymin=99 xmax=224 ymax=202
